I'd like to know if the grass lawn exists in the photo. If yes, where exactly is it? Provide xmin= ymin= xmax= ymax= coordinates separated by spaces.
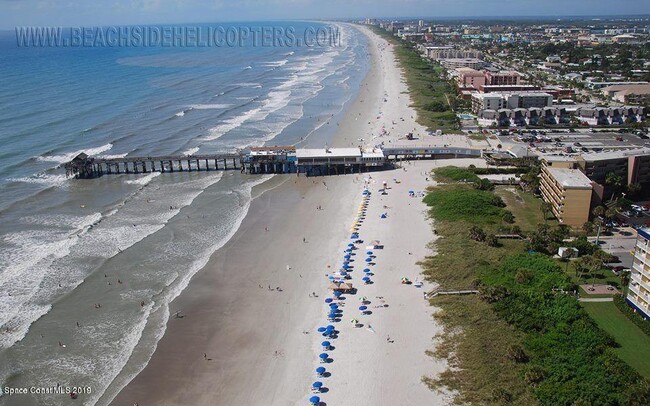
xmin=582 ymin=301 xmax=650 ymax=378
xmin=494 ymin=186 xmax=557 ymax=232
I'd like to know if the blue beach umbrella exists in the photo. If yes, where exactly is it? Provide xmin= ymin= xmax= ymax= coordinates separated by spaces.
xmin=321 ymin=341 xmax=331 ymax=349
xmin=348 ymin=243 xmax=354 ymax=247
xmin=345 ymin=249 xmax=352 ymax=253
xmin=344 ymin=254 xmax=351 ymax=259
xmin=317 ymin=327 xmax=326 ymax=332
xmin=319 ymin=353 xmax=328 ymax=360
xmin=310 ymin=395 xmax=320 ymax=405
xmin=366 ymin=251 xmax=373 ymax=255
xmin=330 ymin=303 xmax=338 ymax=309
xmin=364 ymin=269 xmax=371 ymax=274
xmin=312 ymin=381 xmax=323 ymax=389
xmin=328 ymin=276 xmax=335 ymax=281
xmin=316 ymin=367 xmax=326 ymax=376
xmin=326 ymin=324 xmax=335 ymax=330
xmin=362 ymin=276 xmax=370 ymax=281
xmin=325 ymin=298 xmax=333 ymax=303
xmin=342 ymin=264 xmax=350 ymax=269
xmin=365 ymin=258 xmax=372 ymax=262
xmin=359 ymin=305 xmax=367 ymax=311
xmin=334 ymin=291 xmax=342 ymax=297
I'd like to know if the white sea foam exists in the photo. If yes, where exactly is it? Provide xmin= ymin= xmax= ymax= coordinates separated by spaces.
xmin=242 ymin=65 xmax=252 ymax=70
xmin=124 ymin=172 xmax=161 ymax=186
xmin=189 ymin=104 xmax=232 ymax=110
xmin=182 ymin=147 xmax=200 ymax=156
xmin=37 ymin=143 xmax=114 ymax=164
xmin=9 ymin=173 xmax=69 ymax=187
xmin=98 ymin=153 xmax=129 ymax=159
xmin=261 ymin=59 xmax=288 ymax=67
xmin=175 ymin=111 xmax=185 ymax=117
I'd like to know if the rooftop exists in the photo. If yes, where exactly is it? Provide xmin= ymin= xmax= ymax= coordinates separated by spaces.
xmin=579 ymin=147 xmax=650 ymax=162
xmin=296 ymin=148 xmax=362 ymax=159
xmin=546 ymin=167 xmax=593 ymax=189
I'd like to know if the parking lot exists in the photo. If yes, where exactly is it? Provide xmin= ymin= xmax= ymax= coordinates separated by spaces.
xmin=500 ymin=130 xmax=650 ymax=156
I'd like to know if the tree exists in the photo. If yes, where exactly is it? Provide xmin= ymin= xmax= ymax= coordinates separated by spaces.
xmin=485 ymin=234 xmax=499 ymax=247
xmin=502 ymin=211 xmax=515 ymax=224
xmin=627 ymin=183 xmax=642 ymax=198
xmin=540 ymin=201 xmax=552 ymax=225
xmin=620 ymin=273 xmax=630 ymax=295
xmin=605 ymin=207 xmax=618 ymax=220
xmin=582 ymin=221 xmax=594 ymax=235
xmin=469 ymin=226 xmax=486 ymax=242
xmin=605 ymin=173 xmax=624 ymax=201
xmin=592 ymin=205 xmax=606 ymax=219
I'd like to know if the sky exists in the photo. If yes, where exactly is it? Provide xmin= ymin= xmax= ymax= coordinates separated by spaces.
xmin=1 ymin=0 xmax=649 ymax=29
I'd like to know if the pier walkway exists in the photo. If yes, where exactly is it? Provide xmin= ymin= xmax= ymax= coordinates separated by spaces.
xmin=64 ymin=146 xmax=484 ymax=179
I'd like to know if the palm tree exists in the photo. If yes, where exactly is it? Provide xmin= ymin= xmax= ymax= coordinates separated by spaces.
xmin=620 ymin=273 xmax=630 ymax=296
xmin=540 ymin=202 xmax=552 ymax=225
xmin=605 ymin=173 xmax=623 ymax=202
xmin=591 ymin=205 xmax=605 ymax=219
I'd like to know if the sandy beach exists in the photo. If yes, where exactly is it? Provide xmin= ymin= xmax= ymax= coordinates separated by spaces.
xmin=112 ymin=24 xmax=457 ymax=406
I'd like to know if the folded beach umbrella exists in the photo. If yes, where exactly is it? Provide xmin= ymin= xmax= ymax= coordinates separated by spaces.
xmin=350 ymin=318 xmax=358 ymax=324
xmin=310 ymin=395 xmax=320 ymax=405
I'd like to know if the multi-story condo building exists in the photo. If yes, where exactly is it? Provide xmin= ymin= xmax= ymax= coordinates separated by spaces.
xmin=485 ymin=71 xmax=521 ymax=86
xmin=628 ymin=228 xmax=650 ymax=320
xmin=539 ymin=165 xmax=593 ymax=227
xmin=471 ymin=92 xmax=553 ymax=113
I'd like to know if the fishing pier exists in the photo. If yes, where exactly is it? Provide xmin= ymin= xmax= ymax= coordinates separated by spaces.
xmin=64 ymin=146 xmax=483 ymax=179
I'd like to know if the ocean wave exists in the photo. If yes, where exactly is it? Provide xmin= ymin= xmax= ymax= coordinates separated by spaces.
xmin=189 ymin=104 xmax=232 ymax=110
xmin=9 ymin=173 xmax=69 ymax=187
xmin=37 ymin=143 xmax=113 ymax=164
xmin=124 ymin=172 xmax=161 ymax=186
xmin=242 ymin=65 xmax=252 ymax=70
xmin=182 ymin=147 xmax=200 ymax=156
xmin=261 ymin=59 xmax=288 ymax=67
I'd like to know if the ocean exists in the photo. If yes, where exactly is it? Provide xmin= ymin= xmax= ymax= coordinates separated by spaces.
xmin=0 ymin=21 xmax=369 ymax=405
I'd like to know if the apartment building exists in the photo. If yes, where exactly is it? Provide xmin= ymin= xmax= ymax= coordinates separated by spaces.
xmin=539 ymin=165 xmax=593 ymax=227
xmin=423 ymin=46 xmax=483 ymax=60
xmin=440 ymin=58 xmax=486 ymax=70
xmin=456 ymin=67 xmax=486 ymax=89
xmin=485 ymin=70 xmax=521 ymax=86
xmin=576 ymin=148 xmax=650 ymax=190
xmin=471 ymin=92 xmax=553 ymax=113
xmin=628 ymin=228 xmax=650 ymax=320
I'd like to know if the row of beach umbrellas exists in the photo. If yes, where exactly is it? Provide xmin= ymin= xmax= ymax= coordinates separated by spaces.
xmin=309 ymin=189 xmax=373 ymax=405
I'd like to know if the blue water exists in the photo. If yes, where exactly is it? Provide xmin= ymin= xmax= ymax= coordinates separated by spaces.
xmin=0 ymin=22 xmax=369 ymax=405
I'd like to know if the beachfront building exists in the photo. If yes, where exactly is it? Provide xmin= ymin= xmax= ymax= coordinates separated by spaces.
xmin=456 ymin=67 xmax=486 ymax=90
xmin=440 ymin=58 xmax=486 ymax=70
xmin=421 ymin=46 xmax=482 ymax=61
xmin=628 ymin=228 xmax=650 ymax=320
xmin=471 ymin=92 xmax=553 ymax=114
xmin=295 ymin=148 xmax=385 ymax=176
xmin=539 ymin=165 xmax=593 ymax=227
xmin=485 ymin=71 xmax=521 ymax=86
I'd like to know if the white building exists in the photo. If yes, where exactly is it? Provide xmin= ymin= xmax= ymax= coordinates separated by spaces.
xmin=628 ymin=228 xmax=650 ymax=320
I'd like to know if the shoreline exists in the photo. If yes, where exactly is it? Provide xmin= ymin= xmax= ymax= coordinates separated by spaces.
xmin=111 ymin=24 xmax=449 ymax=406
